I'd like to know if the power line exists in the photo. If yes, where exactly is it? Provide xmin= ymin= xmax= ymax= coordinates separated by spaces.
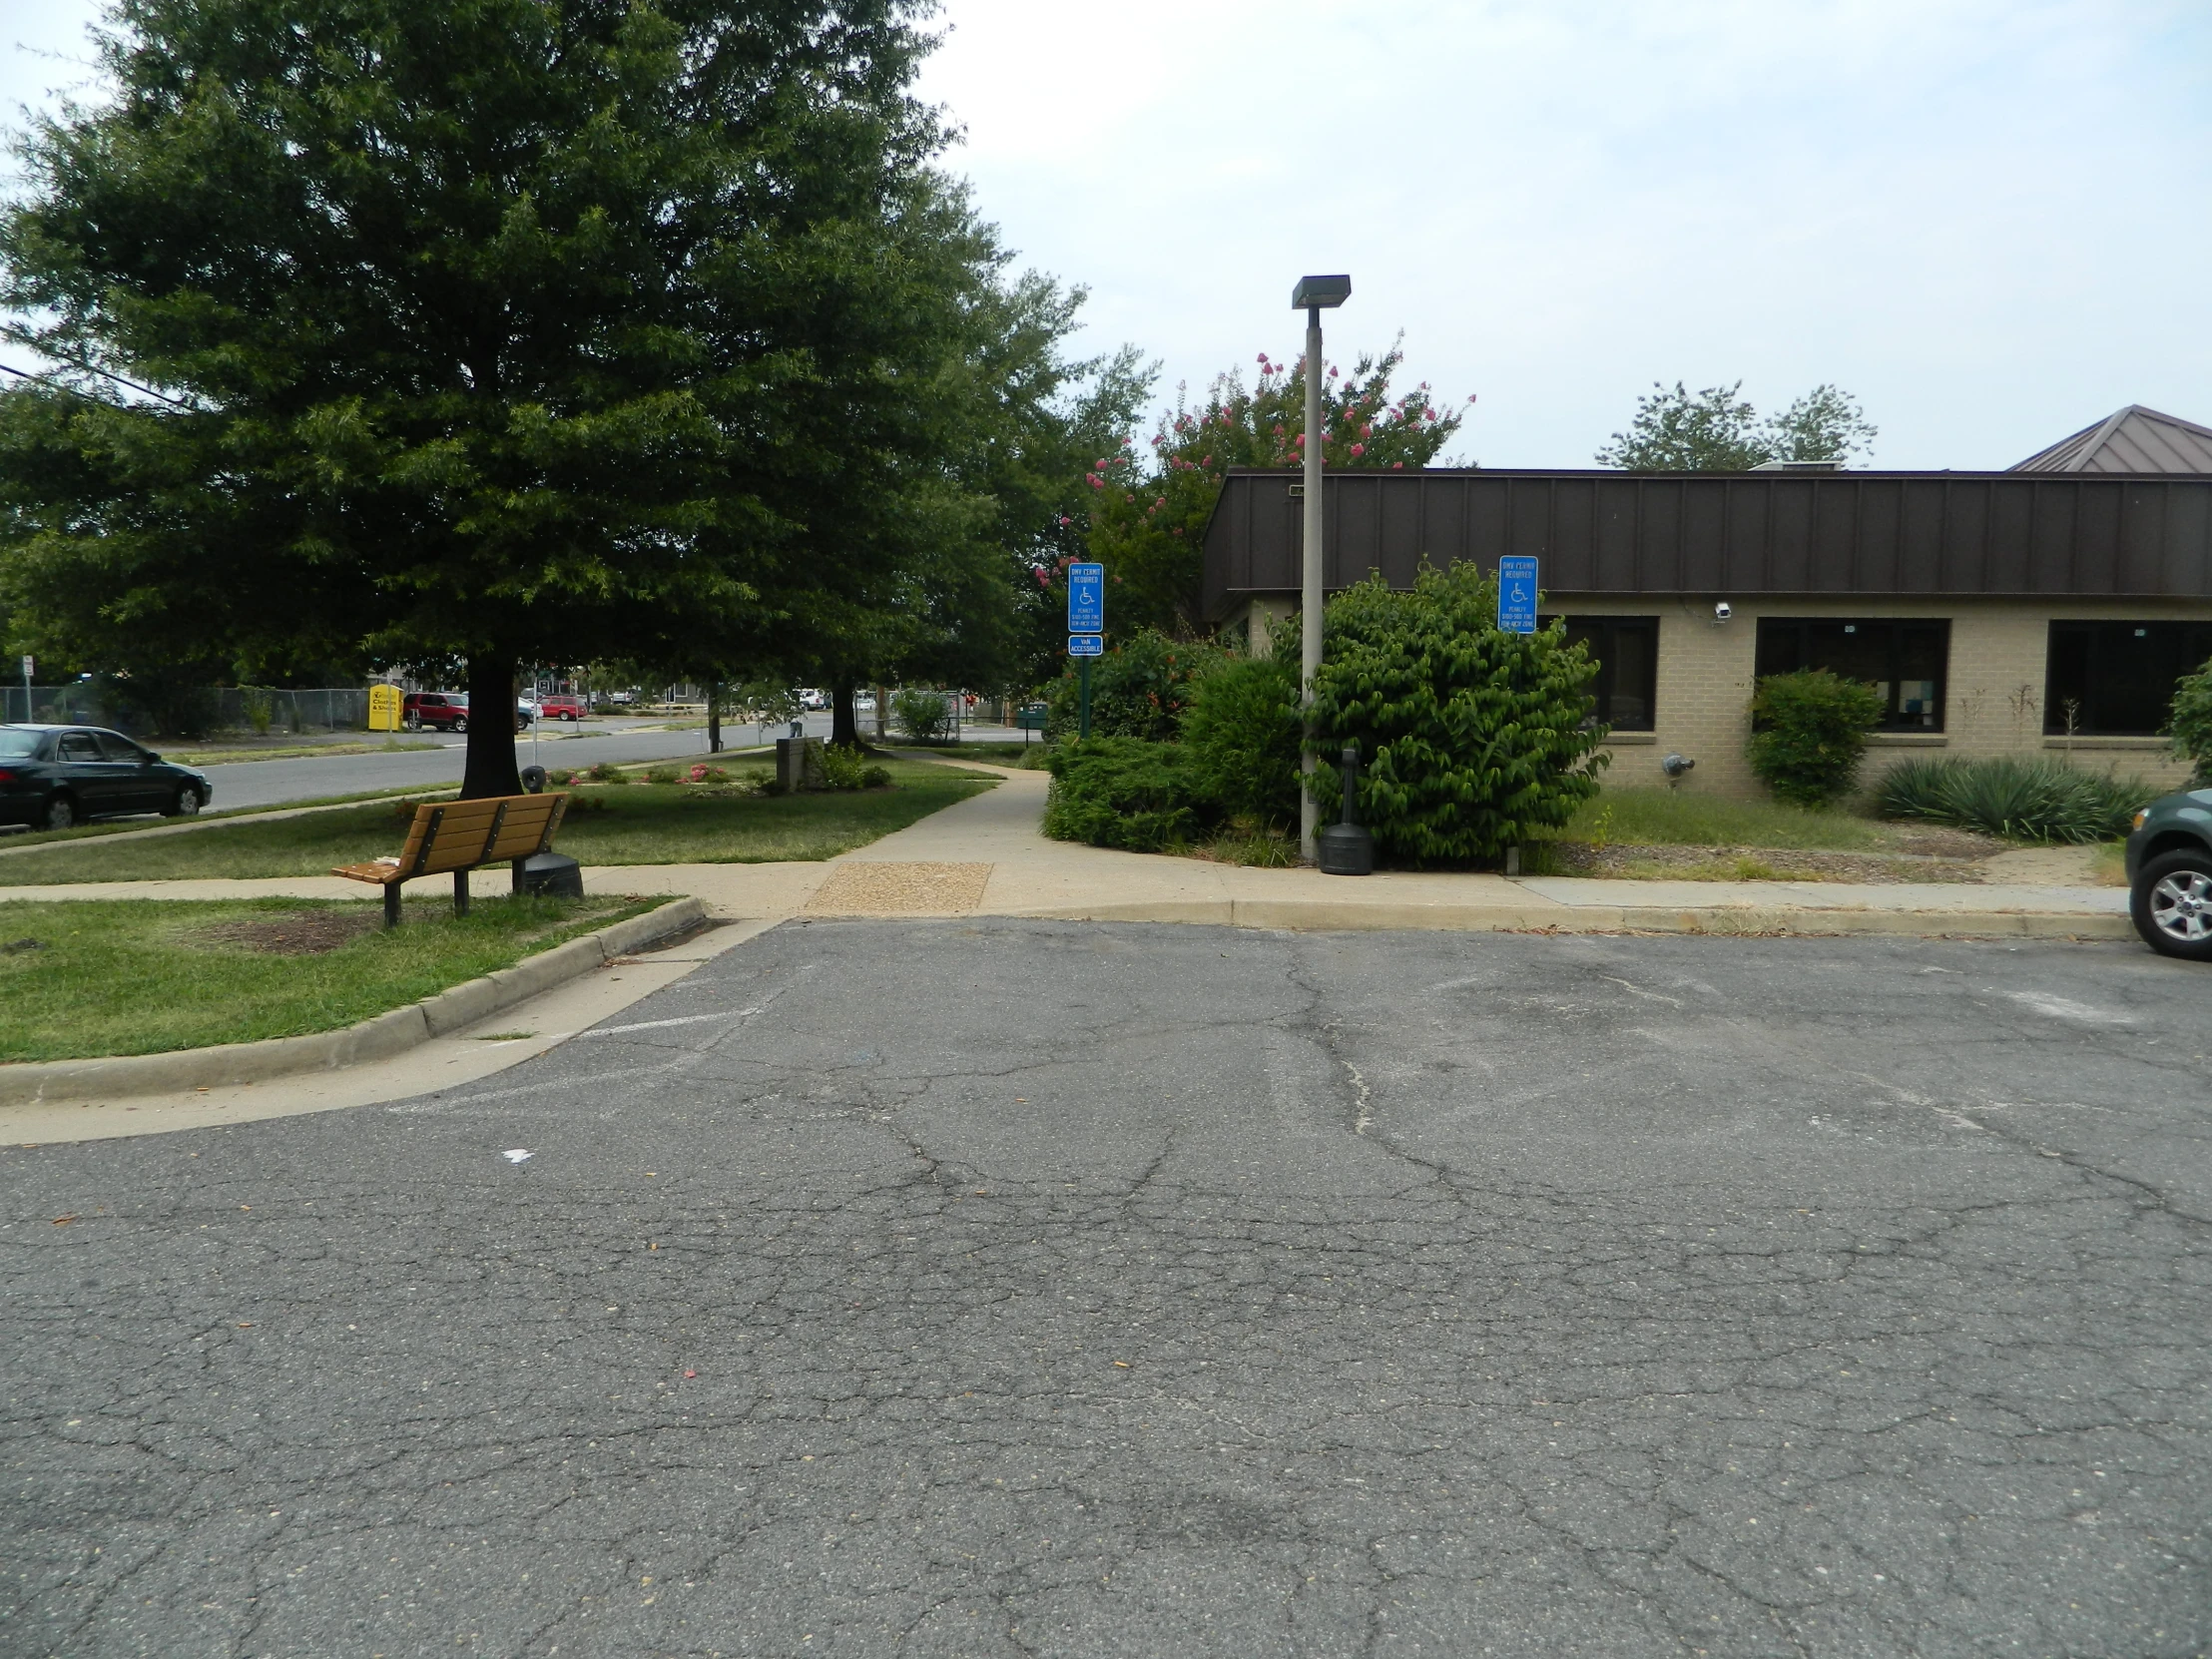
xmin=0 ymin=357 xmax=198 ymax=409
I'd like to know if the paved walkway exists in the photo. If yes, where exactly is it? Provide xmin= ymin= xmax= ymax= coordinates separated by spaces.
xmin=0 ymin=760 xmax=2135 ymax=940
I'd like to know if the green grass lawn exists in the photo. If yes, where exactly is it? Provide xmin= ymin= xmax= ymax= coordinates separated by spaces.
xmin=0 ymin=893 xmax=654 ymax=1062
xmin=1562 ymin=788 xmax=1899 ymax=850
xmin=0 ymin=761 xmax=994 ymax=884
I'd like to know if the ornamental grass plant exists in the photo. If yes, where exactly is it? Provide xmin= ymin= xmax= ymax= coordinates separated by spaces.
xmin=1877 ymin=756 xmax=2149 ymax=843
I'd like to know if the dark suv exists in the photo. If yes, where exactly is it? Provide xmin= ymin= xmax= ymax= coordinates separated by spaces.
xmin=0 ymin=725 xmax=214 ymax=830
xmin=2124 ymin=786 xmax=2212 ymax=959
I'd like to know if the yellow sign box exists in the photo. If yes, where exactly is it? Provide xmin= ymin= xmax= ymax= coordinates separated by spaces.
xmin=366 ymin=683 xmax=402 ymax=732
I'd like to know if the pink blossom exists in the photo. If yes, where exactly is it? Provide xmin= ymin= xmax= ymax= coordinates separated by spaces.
xmin=1351 ymin=443 xmax=1365 ymax=457
xmin=1423 ymin=408 xmax=1436 ymax=421
xmin=1086 ymin=473 xmax=1103 ymax=488
xmin=1035 ymin=567 xmax=1050 ymax=586
xmin=1361 ymin=423 xmax=1373 ymax=438
xmin=1294 ymin=433 xmax=1305 ymax=447
xmin=1392 ymin=460 xmax=1404 ymax=470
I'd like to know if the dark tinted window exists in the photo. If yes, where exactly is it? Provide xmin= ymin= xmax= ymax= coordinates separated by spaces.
xmin=96 ymin=732 xmax=146 ymax=762
xmin=2044 ymin=621 xmax=2212 ymax=737
xmin=1756 ymin=619 xmax=1949 ymax=732
xmin=1545 ymin=616 xmax=1658 ymax=732
xmin=57 ymin=732 xmax=104 ymax=763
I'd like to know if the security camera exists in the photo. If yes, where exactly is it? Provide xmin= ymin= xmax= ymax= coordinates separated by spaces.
xmin=1713 ymin=601 xmax=1733 ymax=622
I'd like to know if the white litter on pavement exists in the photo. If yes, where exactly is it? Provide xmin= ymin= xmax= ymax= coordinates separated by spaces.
xmin=502 ymin=1149 xmax=533 ymax=1164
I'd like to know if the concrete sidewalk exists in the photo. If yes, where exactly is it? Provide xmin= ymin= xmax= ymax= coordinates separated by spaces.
xmin=0 ymin=761 xmax=2136 ymax=940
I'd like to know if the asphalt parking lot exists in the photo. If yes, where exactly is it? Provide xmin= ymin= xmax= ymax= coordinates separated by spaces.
xmin=5 ymin=921 xmax=2207 ymax=1657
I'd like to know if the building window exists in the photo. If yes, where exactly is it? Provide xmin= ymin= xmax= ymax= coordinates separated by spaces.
xmin=1755 ymin=618 xmax=1949 ymax=731
xmin=2044 ymin=621 xmax=2212 ymax=737
xmin=1543 ymin=615 xmax=1658 ymax=732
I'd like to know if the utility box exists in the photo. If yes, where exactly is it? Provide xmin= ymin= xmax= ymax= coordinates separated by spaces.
xmin=777 ymin=736 xmax=826 ymax=793
xmin=366 ymin=683 xmax=402 ymax=732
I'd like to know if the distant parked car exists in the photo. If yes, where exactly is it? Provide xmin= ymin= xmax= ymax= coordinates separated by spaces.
xmin=2125 ymin=786 xmax=2212 ymax=960
xmin=536 ymin=696 xmax=587 ymax=723
xmin=0 ymin=725 xmax=213 ymax=830
xmin=799 ymin=688 xmax=829 ymax=711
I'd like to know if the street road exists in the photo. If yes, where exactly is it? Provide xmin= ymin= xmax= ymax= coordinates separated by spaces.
xmin=191 ymin=713 xmax=841 ymax=811
xmin=6 ymin=925 xmax=2207 ymax=1656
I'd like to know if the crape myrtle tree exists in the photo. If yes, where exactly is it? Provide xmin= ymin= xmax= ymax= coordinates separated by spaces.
xmin=0 ymin=0 xmax=1025 ymax=797
xmin=1595 ymin=381 xmax=1878 ymax=471
xmin=1058 ymin=339 xmax=1471 ymax=642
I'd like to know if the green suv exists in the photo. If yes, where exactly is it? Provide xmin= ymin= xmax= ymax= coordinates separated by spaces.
xmin=2125 ymin=787 xmax=2212 ymax=959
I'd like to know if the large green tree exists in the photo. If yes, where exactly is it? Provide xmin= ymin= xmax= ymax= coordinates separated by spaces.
xmin=1066 ymin=339 xmax=1468 ymax=642
xmin=1595 ymin=380 xmax=1878 ymax=471
xmin=0 ymin=0 xmax=1016 ymax=794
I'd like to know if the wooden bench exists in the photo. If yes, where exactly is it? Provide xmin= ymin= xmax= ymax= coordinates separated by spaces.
xmin=334 ymin=792 xmax=570 ymax=926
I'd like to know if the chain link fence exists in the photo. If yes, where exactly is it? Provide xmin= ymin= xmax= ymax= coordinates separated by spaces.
xmin=2 ymin=684 xmax=373 ymax=736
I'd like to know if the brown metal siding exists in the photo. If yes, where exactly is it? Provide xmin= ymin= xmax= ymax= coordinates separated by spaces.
xmin=1201 ymin=468 xmax=2212 ymax=618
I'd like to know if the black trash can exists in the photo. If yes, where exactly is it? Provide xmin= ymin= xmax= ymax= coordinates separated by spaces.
xmin=512 ymin=851 xmax=584 ymax=898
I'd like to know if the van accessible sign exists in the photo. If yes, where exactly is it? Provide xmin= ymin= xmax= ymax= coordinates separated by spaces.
xmin=1497 ymin=556 xmax=1538 ymax=634
xmin=1066 ymin=562 xmax=1105 ymax=635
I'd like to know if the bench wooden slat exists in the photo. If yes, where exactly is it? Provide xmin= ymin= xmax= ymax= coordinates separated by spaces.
xmin=332 ymin=792 xmax=569 ymax=887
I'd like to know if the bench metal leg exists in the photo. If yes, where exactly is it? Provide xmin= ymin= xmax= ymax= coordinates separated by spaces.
xmin=383 ymin=883 xmax=402 ymax=929
xmin=511 ymin=856 xmax=526 ymax=894
xmin=453 ymin=867 xmax=470 ymax=918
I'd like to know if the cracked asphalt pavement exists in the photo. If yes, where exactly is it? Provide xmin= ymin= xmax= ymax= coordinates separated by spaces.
xmin=5 ymin=920 xmax=2210 ymax=1658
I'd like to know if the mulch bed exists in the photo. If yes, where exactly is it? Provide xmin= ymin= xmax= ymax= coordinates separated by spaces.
xmin=1548 ymin=833 xmax=2004 ymax=884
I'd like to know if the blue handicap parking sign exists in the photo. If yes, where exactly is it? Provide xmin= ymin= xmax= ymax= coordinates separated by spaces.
xmin=1068 ymin=634 xmax=1104 ymax=657
xmin=1497 ymin=556 xmax=1538 ymax=634
xmin=1067 ymin=562 xmax=1105 ymax=634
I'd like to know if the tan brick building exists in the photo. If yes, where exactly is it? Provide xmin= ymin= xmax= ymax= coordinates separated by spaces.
xmin=1205 ymin=407 xmax=2212 ymax=800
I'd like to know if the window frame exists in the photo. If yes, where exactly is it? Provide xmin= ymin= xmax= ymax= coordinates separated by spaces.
xmin=2043 ymin=620 xmax=2212 ymax=737
xmin=1753 ymin=617 xmax=1951 ymax=733
xmin=1539 ymin=614 xmax=1660 ymax=733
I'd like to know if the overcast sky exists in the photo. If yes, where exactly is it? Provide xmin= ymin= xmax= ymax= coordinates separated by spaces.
xmin=7 ymin=1 xmax=2208 ymax=469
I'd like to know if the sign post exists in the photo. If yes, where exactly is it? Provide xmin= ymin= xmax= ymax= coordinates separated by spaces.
xmin=18 ymin=655 xmax=30 ymax=727
xmin=1497 ymin=556 xmax=1538 ymax=635
xmin=1067 ymin=561 xmax=1105 ymax=739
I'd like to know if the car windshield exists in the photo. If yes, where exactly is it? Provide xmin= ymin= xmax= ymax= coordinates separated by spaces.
xmin=0 ymin=730 xmax=41 ymax=758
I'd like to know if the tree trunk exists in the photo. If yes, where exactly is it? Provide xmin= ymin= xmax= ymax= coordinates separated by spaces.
xmin=871 ymin=686 xmax=888 ymax=741
xmin=707 ymin=679 xmax=722 ymax=754
xmin=462 ymin=655 xmax=522 ymax=799
xmin=831 ymin=682 xmax=858 ymax=748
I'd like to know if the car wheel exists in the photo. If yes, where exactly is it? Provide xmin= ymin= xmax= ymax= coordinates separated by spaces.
xmin=164 ymin=785 xmax=204 ymax=818
xmin=563 ymin=713 xmax=579 ymax=723
xmin=2131 ymin=848 xmax=2212 ymax=961
xmin=451 ymin=716 xmax=468 ymax=734
xmin=44 ymin=795 xmax=76 ymax=831
xmin=404 ymin=716 xmax=420 ymax=732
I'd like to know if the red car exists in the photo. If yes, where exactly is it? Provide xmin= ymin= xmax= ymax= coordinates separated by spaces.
xmin=537 ymin=696 xmax=587 ymax=722
xmin=402 ymin=693 xmax=531 ymax=734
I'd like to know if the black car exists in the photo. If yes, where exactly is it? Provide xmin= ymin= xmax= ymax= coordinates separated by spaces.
xmin=0 ymin=725 xmax=215 ymax=831
xmin=2123 ymin=785 xmax=2212 ymax=960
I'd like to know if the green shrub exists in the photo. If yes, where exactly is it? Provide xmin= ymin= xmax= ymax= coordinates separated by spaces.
xmin=2170 ymin=655 xmax=2212 ymax=787
xmin=586 ymin=762 xmax=623 ymax=783
xmin=1042 ymin=738 xmax=1214 ymax=851
xmin=1181 ymin=641 xmax=1301 ymax=828
xmin=1305 ymin=565 xmax=1607 ymax=862
xmin=860 ymin=764 xmax=892 ymax=789
xmin=891 ymin=687 xmax=951 ymax=743
xmin=1878 ymin=756 xmax=2150 ymax=843
xmin=819 ymin=742 xmax=867 ymax=791
xmin=1748 ymin=671 xmax=1885 ymax=807
xmin=1044 ymin=629 xmax=1225 ymax=742
xmin=644 ymin=765 xmax=682 ymax=786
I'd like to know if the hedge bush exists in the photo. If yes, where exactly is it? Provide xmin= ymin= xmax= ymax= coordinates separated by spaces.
xmin=1181 ymin=639 xmax=1302 ymax=829
xmin=1878 ymin=756 xmax=2150 ymax=843
xmin=891 ymin=687 xmax=951 ymax=743
xmin=1041 ymin=738 xmax=1213 ymax=852
xmin=1043 ymin=629 xmax=1224 ymax=742
xmin=1305 ymin=565 xmax=1607 ymax=862
xmin=2170 ymin=655 xmax=2212 ymax=788
xmin=1748 ymin=671 xmax=1885 ymax=808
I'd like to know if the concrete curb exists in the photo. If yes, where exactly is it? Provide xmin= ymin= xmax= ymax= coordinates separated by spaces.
xmin=0 ymin=896 xmax=708 ymax=1107
xmin=1005 ymin=897 xmax=2136 ymax=942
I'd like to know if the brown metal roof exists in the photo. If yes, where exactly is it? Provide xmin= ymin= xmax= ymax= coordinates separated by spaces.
xmin=2010 ymin=405 xmax=2212 ymax=473
xmin=1201 ymin=468 xmax=2212 ymax=619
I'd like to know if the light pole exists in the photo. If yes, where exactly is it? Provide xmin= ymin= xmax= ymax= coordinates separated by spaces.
xmin=1292 ymin=274 xmax=1351 ymax=863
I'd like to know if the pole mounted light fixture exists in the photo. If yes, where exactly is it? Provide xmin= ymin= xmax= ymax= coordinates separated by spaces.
xmin=1293 ymin=274 xmax=1350 ymax=863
